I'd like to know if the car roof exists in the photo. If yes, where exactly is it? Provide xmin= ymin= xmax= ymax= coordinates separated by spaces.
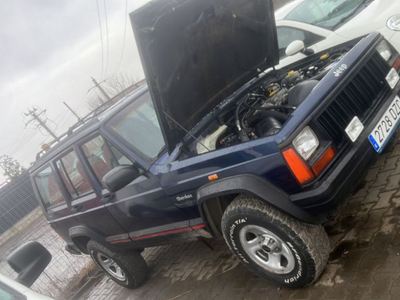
xmin=29 ymin=85 xmax=149 ymax=174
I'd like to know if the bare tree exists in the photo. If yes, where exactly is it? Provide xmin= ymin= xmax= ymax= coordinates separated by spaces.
xmin=86 ymin=73 xmax=142 ymax=111
xmin=0 ymin=155 xmax=26 ymax=181
xmin=86 ymin=94 xmax=108 ymax=112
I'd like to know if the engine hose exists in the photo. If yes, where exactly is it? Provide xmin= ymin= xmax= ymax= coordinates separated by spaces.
xmin=243 ymin=103 xmax=296 ymax=111
xmin=235 ymin=96 xmax=250 ymax=141
xmin=248 ymin=110 xmax=288 ymax=126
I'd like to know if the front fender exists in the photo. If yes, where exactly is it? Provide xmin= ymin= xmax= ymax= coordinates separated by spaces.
xmin=197 ymin=174 xmax=319 ymax=224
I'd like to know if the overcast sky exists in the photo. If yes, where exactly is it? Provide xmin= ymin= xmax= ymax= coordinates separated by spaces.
xmin=0 ymin=0 xmax=151 ymax=183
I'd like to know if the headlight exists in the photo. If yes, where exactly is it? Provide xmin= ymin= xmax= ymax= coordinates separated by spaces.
xmin=387 ymin=15 xmax=400 ymax=31
xmin=293 ymin=126 xmax=319 ymax=160
xmin=376 ymin=40 xmax=392 ymax=61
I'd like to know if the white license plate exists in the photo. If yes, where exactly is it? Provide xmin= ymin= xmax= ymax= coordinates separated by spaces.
xmin=369 ymin=96 xmax=400 ymax=152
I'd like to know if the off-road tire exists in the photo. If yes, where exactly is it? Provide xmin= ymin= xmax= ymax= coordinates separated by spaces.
xmin=221 ymin=195 xmax=329 ymax=288
xmin=87 ymin=240 xmax=148 ymax=289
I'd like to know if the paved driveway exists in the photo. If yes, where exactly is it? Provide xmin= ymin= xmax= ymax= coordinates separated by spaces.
xmin=82 ymin=142 xmax=400 ymax=300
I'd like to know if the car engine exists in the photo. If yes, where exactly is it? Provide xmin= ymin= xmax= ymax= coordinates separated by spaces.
xmin=194 ymin=50 xmax=349 ymax=155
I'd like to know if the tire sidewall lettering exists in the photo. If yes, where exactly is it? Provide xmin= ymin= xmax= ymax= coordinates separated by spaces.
xmin=284 ymin=242 xmax=302 ymax=284
xmin=229 ymin=218 xmax=249 ymax=263
xmin=227 ymin=217 xmax=305 ymax=285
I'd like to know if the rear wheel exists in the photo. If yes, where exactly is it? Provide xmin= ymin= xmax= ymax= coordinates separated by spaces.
xmin=87 ymin=240 xmax=148 ymax=289
xmin=221 ymin=195 xmax=329 ymax=288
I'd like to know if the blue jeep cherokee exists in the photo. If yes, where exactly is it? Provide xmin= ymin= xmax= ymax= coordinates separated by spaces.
xmin=30 ymin=0 xmax=400 ymax=289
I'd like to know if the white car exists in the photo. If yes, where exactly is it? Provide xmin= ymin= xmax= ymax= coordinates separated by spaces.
xmin=276 ymin=0 xmax=400 ymax=65
xmin=0 ymin=273 xmax=54 ymax=300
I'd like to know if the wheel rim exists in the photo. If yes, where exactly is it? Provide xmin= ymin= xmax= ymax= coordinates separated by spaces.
xmin=239 ymin=224 xmax=295 ymax=274
xmin=96 ymin=253 xmax=126 ymax=281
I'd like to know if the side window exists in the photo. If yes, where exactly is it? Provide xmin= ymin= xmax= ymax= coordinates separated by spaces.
xmin=56 ymin=150 xmax=93 ymax=198
xmin=34 ymin=166 xmax=66 ymax=209
xmin=277 ymin=26 xmax=324 ymax=58
xmin=109 ymin=143 xmax=133 ymax=166
xmin=82 ymin=135 xmax=133 ymax=184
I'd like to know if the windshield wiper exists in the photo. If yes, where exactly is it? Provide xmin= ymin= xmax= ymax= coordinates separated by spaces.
xmin=332 ymin=0 xmax=373 ymax=30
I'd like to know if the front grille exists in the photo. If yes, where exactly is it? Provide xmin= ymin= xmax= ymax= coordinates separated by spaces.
xmin=317 ymin=51 xmax=391 ymax=146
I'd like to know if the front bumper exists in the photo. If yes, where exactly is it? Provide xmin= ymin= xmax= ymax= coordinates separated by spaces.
xmin=291 ymin=82 xmax=400 ymax=222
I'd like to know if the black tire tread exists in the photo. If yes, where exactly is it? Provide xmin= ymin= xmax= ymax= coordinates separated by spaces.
xmin=221 ymin=194 xmax=330 ymax=286
xmin=87 ymin=240 xmax=148 ymax=289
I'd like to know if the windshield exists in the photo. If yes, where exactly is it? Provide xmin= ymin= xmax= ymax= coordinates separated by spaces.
xmin=284 ymin=0 xmax=368 ymax=30
xmin=107 ymin=93 xmax=165 ymax=160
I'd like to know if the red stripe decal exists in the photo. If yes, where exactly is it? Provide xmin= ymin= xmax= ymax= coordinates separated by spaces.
xmin=192 ymin=224 xmax=206 ymax=230
xmin=109 ymin=238 xmax=131 ymax=244
xmin=132 ymin=224 xmax=206 ymax=241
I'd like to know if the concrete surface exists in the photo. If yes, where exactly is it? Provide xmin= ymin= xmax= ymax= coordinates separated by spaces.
xmin=82 ymin=142 xmax=400 ymax=300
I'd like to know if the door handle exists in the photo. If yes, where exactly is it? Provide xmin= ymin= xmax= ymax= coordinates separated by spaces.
xmin=70 ymin=205 xmax=83 ymax=213
xmin=101 ymin=194 xmax=114 ymax=204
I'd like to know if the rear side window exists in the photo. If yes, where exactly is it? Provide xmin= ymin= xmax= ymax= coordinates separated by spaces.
xmin=34 ymin=166 xmax=66 ymax=209
xmin=82 ymin=135 xmax=133 ymax=184
xmin=56 ymin=150 xmax=93 ymax=198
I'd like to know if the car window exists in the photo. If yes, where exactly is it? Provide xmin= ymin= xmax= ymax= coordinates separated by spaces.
xmin=277 ymin=26 xmax=324 ymax=58
xmin=0 ymin=282 xmax=25 ymax=300
xmin=109 ymin=143 xmax=134 ymax=166
xmin=34 ymin=165 xmax=66 ymax=209
xmin=284 ymin=0 xmax=367 ymax=30
xmin=56 ymin=150 xmax=93 ymax=198
xmin=82 ymin=135 xmax=133 ymax=184
xmin=107 ymin=93 xmax=165 ymax=160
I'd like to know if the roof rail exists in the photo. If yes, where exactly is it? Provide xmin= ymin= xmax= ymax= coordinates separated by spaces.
xmin=35 ymin=79 xmax=147 ymax=161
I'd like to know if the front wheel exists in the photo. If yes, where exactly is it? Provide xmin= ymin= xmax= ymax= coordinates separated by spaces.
xmin=221 ymin=195 xmax=329 ymax=288
xmin=87 ymin=240 xmax=148 ymax=289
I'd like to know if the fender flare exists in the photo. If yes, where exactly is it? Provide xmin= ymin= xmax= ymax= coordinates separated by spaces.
xmin=69 ymin=226 xmax=114 ymax=254
xmin=196 ymin=174 xmax=319 ymax=229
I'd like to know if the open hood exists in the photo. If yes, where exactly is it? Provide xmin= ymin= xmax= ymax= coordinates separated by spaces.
xmin=130 ymin=0 xmax=279 ymax=153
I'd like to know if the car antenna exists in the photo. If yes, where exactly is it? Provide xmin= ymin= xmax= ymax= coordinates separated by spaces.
xmin=163 ymin=111 xmax=211 ymax=152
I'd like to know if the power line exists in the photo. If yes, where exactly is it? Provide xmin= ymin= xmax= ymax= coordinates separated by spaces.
xmin=103 ymin=0 xmax=110 ymax=77
xmin=0 ymin=129 xmax=30 ymax=153
xmin=0 ymin=124 xmax=28 ymax=152
xmin=96 ymin=0 xmax=105 ymax=80
xmin=24 ymin=108 xmax=59 ymax=141
xmin=115 ymin=0 xmax=128 ymax=75
xmin=91 ymin=77 xmax=111 ymax=101
xmin=63 ymin=102 xmax=84 ymax=124
xmin=57 ymin=115 xmax=76 ymax=131
xmin=9 ymin=132 xmax=38 ymax=157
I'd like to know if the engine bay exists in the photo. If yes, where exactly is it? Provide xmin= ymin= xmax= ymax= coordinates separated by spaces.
xmin=192 ymin=48 xmax=351 ymax=155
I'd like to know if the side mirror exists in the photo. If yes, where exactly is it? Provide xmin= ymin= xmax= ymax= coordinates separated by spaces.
xmin=102 ymin=165 xmax=140 ymax=193
xmin=285 ymin=40 xmax=306 ymax=56
xmin=7 ymin=241 xmax=52 ymax=287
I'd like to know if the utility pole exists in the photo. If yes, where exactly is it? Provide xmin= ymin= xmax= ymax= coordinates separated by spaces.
xmin=63 ymin=102 xmax=84 ymax=124
xmin=91 ymin=77 xmax=111 ymax=101
xmin=24 ymin=108 xmax=59 ymax=141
